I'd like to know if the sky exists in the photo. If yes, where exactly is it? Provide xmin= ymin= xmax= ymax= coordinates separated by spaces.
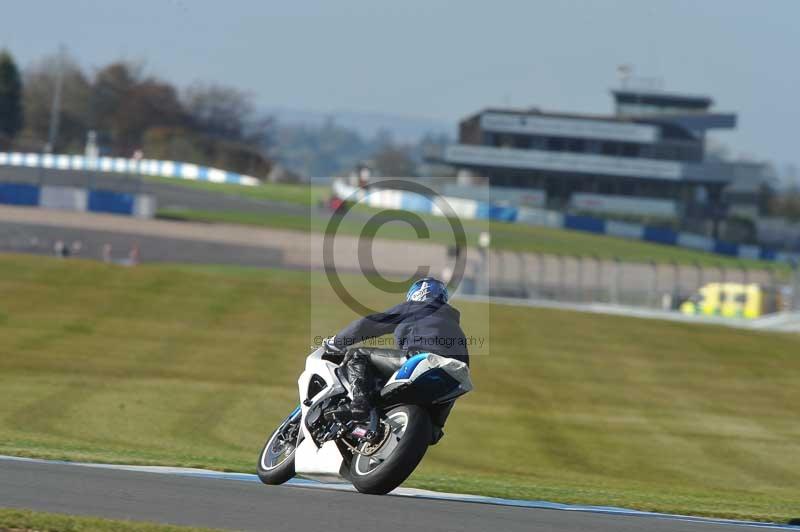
xmin=2 ymin=0 xmax=798 ymax=174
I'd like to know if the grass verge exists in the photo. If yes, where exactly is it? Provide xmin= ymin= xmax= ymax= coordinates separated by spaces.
xmin=141 ymin=175 xmax=328 ymax=206
xmin=0 ymin=508 xmax=220 ymax=532
xmin=0 ymin=255 xmax=797 ymax=523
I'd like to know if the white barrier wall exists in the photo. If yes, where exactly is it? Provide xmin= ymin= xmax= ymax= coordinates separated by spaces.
xmin=134 ymin=195 xmax=157 ymax=218
xmin=442 ymin=183 xmax=547 ymax=208
xmin=40 ymin=186 xmax=88 ymax=211
xmin=0 ymin=152 xmax=261 ymax=187
xmin=570 ymin=193 xmax=678 ymax=218
xmin=677 ymin=233 xmax=715 ymax=252
xmin=606 ymin=220 xmax=645 ymax=239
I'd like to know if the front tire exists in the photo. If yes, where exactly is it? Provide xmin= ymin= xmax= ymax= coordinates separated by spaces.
xmin=257 ymin=407 xmax=301 ymax=485
xmin=349 ymin=405 xmax=431 ymax=495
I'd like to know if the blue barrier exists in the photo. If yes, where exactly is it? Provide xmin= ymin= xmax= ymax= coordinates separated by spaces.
xmin=475 ymin=203 xmax=518 ymax=222
xmin=713 ymin=240 xmax=740 ymax=257
xmin=564 ymin=214 xmax=605 ymax=234
xmin=643 ymin=226 xmax=678 ymax=246
xmin=0 ymin=180 xmax=150 ymax=218
xmin=759 ymin=248 xmax=777 ymax=261
xmin=488 ymin=204 xmax=518 ymax=222
xmin=88 ymin=189 xmax=135 ymax=215
xmin=0 ymin=183 xmax=40 ymax=206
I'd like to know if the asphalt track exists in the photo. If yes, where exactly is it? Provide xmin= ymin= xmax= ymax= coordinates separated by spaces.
xmin=1 ymin=457 xmax=796 ymax=532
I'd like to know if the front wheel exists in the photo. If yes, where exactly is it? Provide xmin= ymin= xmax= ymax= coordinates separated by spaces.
xmin=257 ymin=406 xmax=301 ymax=485
xmin=350 ymin=405 xmax=431 ymax=495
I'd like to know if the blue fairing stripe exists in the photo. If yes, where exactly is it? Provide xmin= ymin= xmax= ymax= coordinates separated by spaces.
xmin=395 ymin=353 xmax=431 ymax=380
xmin=284 ymin=405 xmax=301 ymax=423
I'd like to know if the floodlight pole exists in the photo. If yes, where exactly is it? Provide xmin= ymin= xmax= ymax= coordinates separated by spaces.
xmin=45 ymin=45 xmax=66 ymax=154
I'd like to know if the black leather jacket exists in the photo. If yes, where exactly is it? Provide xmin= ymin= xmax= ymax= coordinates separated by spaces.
xmin=333 ymin=299 xmax=469 ymax=365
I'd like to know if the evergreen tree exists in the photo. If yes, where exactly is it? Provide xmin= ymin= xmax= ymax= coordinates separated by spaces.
xmin=0 ymin=50 xmax=23 ymax=140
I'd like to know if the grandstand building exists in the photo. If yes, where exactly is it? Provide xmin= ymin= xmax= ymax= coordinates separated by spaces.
xmin=442 ymin=89 xmax=767 ymax=223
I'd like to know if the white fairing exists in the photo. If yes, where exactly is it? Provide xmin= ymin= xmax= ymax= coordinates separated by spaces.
xmin=294 ymin=347 xmax=347 ymax=479
xmin=292 ymin=348 xmax=473 ymax=481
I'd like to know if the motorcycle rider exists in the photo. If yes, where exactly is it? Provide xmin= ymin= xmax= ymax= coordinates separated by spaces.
xmin=323 ymin=277 xmax=469 ymax=437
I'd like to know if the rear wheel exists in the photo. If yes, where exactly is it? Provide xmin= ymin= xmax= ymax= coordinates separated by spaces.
xmin=349 ymin=405 xmax=431 ymax=495
xmin=257 ymin=407 xmax=301 ymax=485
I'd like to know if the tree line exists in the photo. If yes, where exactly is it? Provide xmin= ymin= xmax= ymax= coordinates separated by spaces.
xmin=0 ymin=49 xmax=271 ymax=177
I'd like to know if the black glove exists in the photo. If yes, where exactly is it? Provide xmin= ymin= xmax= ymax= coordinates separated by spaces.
xmin=323 ymin=336 xmax=344 ymax=354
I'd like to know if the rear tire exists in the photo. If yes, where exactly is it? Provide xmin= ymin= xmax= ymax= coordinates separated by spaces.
xmin=349 ymin=405 xmax=431 ymax=495
xmin=257 ymin=408 xmax=301 ymax=485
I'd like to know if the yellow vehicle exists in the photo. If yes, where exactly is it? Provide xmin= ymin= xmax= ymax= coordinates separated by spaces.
xmin=680 ymin=283 xmax=769 ymax=319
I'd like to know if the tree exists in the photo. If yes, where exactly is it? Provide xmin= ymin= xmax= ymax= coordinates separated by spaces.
xmin=114 ymin=79 xmax=186 ymax=154
xmin=22 ymin=52 xmax=90 ymax=152
xmin=184 ymin=83 xmax=253 ymax=140
xmin=14 ymin=52 xmax=274 ymax=176
xmin=183 ymin=82 xmax=272 ymax=148
xmin=0 ymin=50 xmax=23 ymax=144
xmin=372 ymin=145 xmax=417 ymax=177
xmin=90 ymin=62 xmax=187 ymax=156
xmin=91 ymin=61 xmax=141 ymax=133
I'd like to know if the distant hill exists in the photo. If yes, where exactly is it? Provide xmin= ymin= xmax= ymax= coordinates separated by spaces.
xmin=265 ymin=107 xmax=453 ymax=145
xmin=265 ymin=107 xmax=453 ymax=178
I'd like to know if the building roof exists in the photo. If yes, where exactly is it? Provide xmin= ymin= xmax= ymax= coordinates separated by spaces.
xmin=612 ymin=89 xmax=713 ymax=110
xmin=463 ymin=107 xmax=637 ymax=125
xmin=464 ymin=105 xmax=735 ymax=134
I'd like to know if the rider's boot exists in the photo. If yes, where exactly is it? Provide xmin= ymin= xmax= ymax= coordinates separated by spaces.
xmin=331 ymin=353 xmax=372 ymax=423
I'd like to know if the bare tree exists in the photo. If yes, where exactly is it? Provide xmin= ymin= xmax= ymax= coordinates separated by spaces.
xmin=184 ymin=83 xmax=253 ymax=140
xmin=21 ymin=51 xmax=90 ymax=151
xmin=373 ymin=145 xmax=417 ymax=177
xmin=91 ymin=62 xmax=186 ymax=155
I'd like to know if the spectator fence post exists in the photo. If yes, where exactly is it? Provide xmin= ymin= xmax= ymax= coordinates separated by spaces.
xmin=516 ymin=251 xmax=527 ymax=297
xmin=792 ymin=261 xmax=800 ymax=311
xmin=611 ymin=257 xmax=621 ymax=305
xmin=594 ymin=255 xmax=603 ymax=303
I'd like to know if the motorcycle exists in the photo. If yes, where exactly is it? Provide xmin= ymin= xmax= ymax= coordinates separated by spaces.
xmin=257 ymin=346 xmax=473 ymax=494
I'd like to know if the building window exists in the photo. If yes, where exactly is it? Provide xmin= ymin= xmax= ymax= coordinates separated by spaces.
xmin=621 ymin=143 xmax=639 ymax=158
xmin=530 ymin=136 xmax=546 ymax=150
xmin=585 ymin=140 xmax=601 ymax=154
xmin=619 ymin=180 xmax=635 ymax=196
xmin=601 ymin=142 xmax=619 ymax=155
xmin=566 ymin=138 xmax=585 ymax=153
xmin=547 ymin=137 xmax=565 ymax=151
xmin=514 ymin=135 xmax=531 ymax=149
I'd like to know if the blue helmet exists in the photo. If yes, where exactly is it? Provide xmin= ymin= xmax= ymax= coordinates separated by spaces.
xmin=406 ymin=277 xmax=449 ymax=303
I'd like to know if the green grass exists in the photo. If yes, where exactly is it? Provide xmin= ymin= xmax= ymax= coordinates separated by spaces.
xmin=141 ymin=174 xmax=328 ymax=206
xmin=0 ymin=508 xmax=220 ymax=532
xmin=158 ymin=207 xmax=783 ymax=271
xmin=0 ymin=255 xmax=798 ymax=523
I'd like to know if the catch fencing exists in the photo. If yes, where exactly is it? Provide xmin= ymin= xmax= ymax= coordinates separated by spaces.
xmin=482 ymin=250 xmax=800 ymax=312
